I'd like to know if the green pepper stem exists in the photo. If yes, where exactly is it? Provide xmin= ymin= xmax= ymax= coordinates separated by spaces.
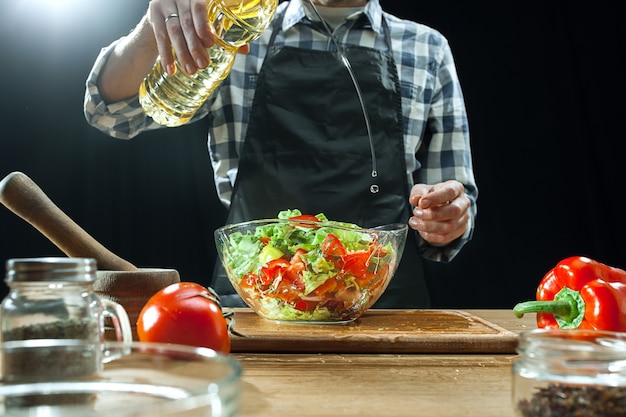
xmin=513 ymin=300 xmax=572 ymax=318
xmin=513 ymin=286 xmax=586 ymax=329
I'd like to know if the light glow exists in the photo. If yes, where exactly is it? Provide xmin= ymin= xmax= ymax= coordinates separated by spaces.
xmin=9 ymin=0 xmax=84 ymax=23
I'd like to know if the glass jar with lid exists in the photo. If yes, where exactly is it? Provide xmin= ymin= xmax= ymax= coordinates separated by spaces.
xmin=0 ymin=257 xmax=132 ymax=383
xmin=1 ymin=257 xmax=132 ymax=343
xmin=513 ymin=328 xmax=626 ymax=417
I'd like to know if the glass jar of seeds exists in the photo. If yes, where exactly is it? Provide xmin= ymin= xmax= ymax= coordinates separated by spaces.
xmin=513 ymin=328 xmax=626 ymax=417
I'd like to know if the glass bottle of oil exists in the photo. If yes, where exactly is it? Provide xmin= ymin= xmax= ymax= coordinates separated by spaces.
xmin=139 ymin=0 xmax=278 ymax=127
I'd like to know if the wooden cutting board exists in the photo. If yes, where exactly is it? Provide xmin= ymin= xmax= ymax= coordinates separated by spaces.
xmin=228 ymin=308 xmax=519 ymax=354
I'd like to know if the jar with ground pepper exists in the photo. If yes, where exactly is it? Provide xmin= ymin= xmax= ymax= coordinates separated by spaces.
xmin=0 ymin=257 xmax=133 ymax=409
xmin=513 ymin=328 xmax=626 ymax=417
xmin=0 ymin=257 xmax=132 ymax=381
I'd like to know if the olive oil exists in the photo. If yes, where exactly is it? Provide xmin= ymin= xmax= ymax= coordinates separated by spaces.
xmin=139 ymin=0 xmax=278 ymax=127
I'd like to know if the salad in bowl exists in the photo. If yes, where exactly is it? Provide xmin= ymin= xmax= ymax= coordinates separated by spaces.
xmin=214 ymin=209 xmax=407 ymax=323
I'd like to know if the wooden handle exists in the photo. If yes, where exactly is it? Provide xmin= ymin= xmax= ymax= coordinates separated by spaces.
xmin=0 ymin=171 xmax=137 ymax=271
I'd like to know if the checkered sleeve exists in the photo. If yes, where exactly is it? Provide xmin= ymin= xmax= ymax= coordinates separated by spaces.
xmin=83 ymin=41 xmax=210 ymax=139
xmin=412 ymin=35 xmax=478 ymax=262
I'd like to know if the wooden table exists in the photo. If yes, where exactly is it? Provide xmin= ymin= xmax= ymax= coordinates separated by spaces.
xmin=231 ymin=309 xmax=537 ymax=417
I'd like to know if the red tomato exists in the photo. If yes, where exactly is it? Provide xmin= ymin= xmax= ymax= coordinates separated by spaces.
xmin=273 ymin=277 xmax=303 ymax=303
xmin=290 ymin=248 xmax=308 ymax=264
xmin=289 ymin=214 xmax=322 ymax=227
xmin=310 ymin=278 xmax=338 ymax=296
xmin=240 ymin=272 xmax=258 ymax=289
xmin=285 ymin=262 xmax=305 ymax=282
xmin=321 ymin=234 xmax=347 ymax=257
xmin=358 ymin=264 xmax=390 ymax=288
xmin=285 ymin=249 xmax=307 ymax=282
xmin=261 ymin=258 xmax=290 ymax=285
xmin=294 ymin=299 xmax=317 ymax=311
xmin=137 ymin=282 xmax=231 ymax=354
xmin=342 ymin=250 xmax=371 ymax=277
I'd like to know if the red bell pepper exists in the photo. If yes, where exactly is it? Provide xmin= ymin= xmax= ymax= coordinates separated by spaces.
xmin=513 ymin=256 xmax=626 ymax=331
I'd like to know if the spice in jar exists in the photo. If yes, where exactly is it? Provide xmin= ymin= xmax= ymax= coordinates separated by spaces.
xmin=1 ymin=338 xmax=99 ymax=408
xmin=2 ymin=318 xmax=98 ymax=381
xmin=0 ymin=258 xmax=110 ymax=409
xmin=513 ymin=329 xmax=626 ymax=417
xmin=2 ymin=317 xmax=93 ymax=341
xmin=516 ymin=383 xmax=626 ymax=417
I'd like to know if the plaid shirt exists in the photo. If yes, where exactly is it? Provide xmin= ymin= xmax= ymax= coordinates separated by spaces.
xmin=84 ymin=0 xmax=477 ymax=262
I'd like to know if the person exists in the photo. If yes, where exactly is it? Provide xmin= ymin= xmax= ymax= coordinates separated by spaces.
xmin=84 ymin=0 xmax=478 ymax=308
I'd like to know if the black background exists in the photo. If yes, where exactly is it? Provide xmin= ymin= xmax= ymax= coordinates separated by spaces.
xmin=1 ymin=1 xmax=624 ymax=308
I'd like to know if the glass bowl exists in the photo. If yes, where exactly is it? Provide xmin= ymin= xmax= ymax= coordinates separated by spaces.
xmin=215 ymin=218 xmax=407 ymax=323
xmin=513 ymin=329 xmax=626 ymax=417
xmin=0 ymin=339 xmax=241 ymax=416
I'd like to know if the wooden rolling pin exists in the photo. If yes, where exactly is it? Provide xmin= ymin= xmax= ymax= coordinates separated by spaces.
xmin=0 ymin=171 xmax=137 ymax=271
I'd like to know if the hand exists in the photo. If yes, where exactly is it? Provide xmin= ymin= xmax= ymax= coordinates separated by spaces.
xmin=147 ymin=0 xmax=250 ymax=76
xmin=408 ymin=180 xmax=470 ymax=246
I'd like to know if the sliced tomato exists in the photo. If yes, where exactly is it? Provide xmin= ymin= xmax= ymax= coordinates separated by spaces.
xmin=289 ymin=214 xmax=322 ymax=228
xmin=309 ymin=278 xmax=338 ymax=297
xmin=294 ymin=298 xmax=317 ymax=312
xmin=273 ymin=273 xmax=306 ymax=303
xmin=354 ymin=270 xmax=376 ymax=287
xmin=285 ymin=261 xmax=305 ymax=282
xmin=342 ymin=250 xmax=371 ymax=277
xmin=290 ymin=248 xmax=308 ymax=264
xmin=240 ymin=272 xmax=259 ymax=289
xmin=260 ymin=258 xmax=290 ymax=285
xmin=366 ymin=264 xmax=391 ymax=290
xmin=284 ymin=249 xmax=307 ymax=281
xmin=321 ymin=234 xmax=346 ymax=257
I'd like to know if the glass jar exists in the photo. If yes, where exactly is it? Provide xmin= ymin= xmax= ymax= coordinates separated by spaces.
xmin=0 ymin=257 xmax=132 ymax=383
xmin=513 ymin=328 xmax=626 ymax=417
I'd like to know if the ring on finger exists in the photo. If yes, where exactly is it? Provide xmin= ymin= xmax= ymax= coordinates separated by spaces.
xmin=165 ymin=13 xmax=179 ymax=23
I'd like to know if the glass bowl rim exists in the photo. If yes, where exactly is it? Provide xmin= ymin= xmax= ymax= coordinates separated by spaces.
xmin=215 ymin=218 xmax=409 ymax=235
xmin=0 ymin=340 xmax=242 ymax=416
xmin=0 ymin=339 xmax=242 ymax=387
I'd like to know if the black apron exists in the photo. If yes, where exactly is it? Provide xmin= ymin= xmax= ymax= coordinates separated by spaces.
xmin=212 ymin=13 xmax=430 ymax=308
